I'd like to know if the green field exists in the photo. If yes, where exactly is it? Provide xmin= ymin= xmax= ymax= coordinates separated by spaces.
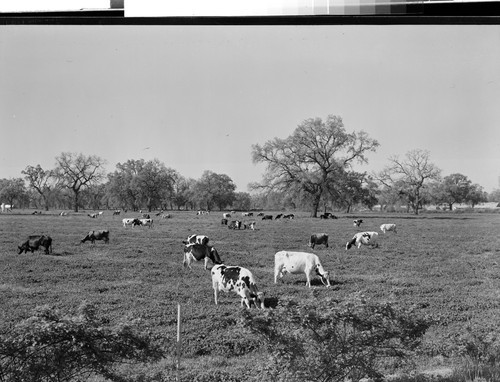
xmin=1 ymin=210 xmax=500 ymax=381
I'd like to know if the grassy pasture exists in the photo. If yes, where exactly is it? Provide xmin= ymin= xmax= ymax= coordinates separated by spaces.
xmin=1 ymin=210 xmax=500 ymax=379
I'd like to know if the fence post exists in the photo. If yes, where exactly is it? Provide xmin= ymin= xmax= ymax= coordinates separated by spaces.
xmin=176 ymin=303 xmax=182 ymax=382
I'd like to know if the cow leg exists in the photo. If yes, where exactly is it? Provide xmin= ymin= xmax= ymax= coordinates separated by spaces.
xmin=274 ymin=264 xmax=284 ymax=284
xmin=213 ymin=283 xmax=219 ymax=305
xmin=183 ymin=253 xmax=191 ymax=269
xmin=305 ymin=268 xmax=313 ymax=288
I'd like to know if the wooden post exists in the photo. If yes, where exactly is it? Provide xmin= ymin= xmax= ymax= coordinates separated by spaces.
xmin=176 ymin=303 xmax=181 ymax=382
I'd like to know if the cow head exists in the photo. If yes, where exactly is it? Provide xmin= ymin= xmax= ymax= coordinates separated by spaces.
xmin=209 ymin=247 xmax=222 ymax=265
xmin=346 ymin=237 xmax=356 ymax=250
xmin=315 ymin=265 xmax=331 ymax=287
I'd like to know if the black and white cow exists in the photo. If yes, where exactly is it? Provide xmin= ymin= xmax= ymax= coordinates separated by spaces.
xmin=257 ymin=212 xmax=264 ymax=216
xmin=228 ymin=220 xmax=242 ymax=230
xmin=283 ymin=214 xmax=295 ymax=219
xmin=211 ymin=264 xmax=265 ymax=309
xmin=223 ymin=213 xmax=231 ymax=219
xmin=308 ymin=233 xmax=329 ymax=249
xmin=18 ymin=235 xmax=53 ymax=255
xmin=261 ymin=215 xmax=273 ymax=220
xmin=183 ymin=243 xmax=222 ymax=270
xmin=353 ymin=219 xmax=363 ymax=227
xmin=274 ymin=251 xmax=331 ymax=288
xmin=122 ymin=218 xmax=142 ymax=228
xmin=183 ymin=234 xmax=209 ymax=246
xmin=346 ymin=232 xmax=379 ymax=249
xmin=88 ymin=213 xmax=98 ymax=218
xmin=139 ymin=218 xmax=153 ymax=228
xmin=81 ymin=230 xmax=110 ymax=244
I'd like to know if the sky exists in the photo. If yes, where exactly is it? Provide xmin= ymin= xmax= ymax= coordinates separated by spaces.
xmin=1 ymin=24 xmax=499 ymax=193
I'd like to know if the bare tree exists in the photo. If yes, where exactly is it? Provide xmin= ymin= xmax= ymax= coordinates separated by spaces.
xmin=22 ymin=165 xmax=56 ymax=211
xmin=376 ymin=149 xmax=441 ymax=215
xmin=54 ymin=152 xmax=106 ymax=212
xmin=251 ymin=115 xmax=379 ymax=217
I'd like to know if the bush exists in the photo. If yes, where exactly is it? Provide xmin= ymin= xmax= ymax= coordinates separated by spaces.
xmin=239 ymin=294 xmax=432 ymax=382
xmin=0 ymin=302 xmax=163 ymax=382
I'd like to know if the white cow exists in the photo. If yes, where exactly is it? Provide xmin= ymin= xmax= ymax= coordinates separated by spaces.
xmin=211 ymin=264 xmax=265 ymax=308
xmin=380 ymin=224 xmax=397 ymax=234
xmin=346 ymin=232 xmax=379 ymax=249
xmin=274 ymin=251 xmax=331 ymax=288
xmin=1 ymin=203 xmax=13 ymax=213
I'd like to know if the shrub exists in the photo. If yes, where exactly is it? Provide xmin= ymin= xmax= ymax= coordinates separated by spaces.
xmin=239 ymin=294 xmax=431 ymax=382
xmin=0 ymin=302 xmax=163 ymax=382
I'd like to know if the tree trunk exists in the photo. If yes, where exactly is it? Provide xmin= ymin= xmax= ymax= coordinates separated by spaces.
xmin=73 ymin=191 xmax=79 ymax=212
xmin=311 ymin=193 xmax=321 ymax=218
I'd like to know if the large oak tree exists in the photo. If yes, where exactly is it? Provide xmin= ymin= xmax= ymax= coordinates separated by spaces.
xmin=251 ymin=115 xmax=379 ymax=217
xmin=54 ymin=152 xmax=106 ymax=212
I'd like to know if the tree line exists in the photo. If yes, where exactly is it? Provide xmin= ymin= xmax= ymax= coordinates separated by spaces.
xmin=0 ymin=114 xmax=495 ymax=214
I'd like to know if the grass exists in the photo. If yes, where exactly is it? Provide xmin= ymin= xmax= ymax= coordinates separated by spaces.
xmin=1 ymin=210 xmax=500 ymax=380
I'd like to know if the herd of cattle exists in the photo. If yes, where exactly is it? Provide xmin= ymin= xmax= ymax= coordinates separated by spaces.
xmin=12 ymin=209 xmax=397 ymax=310
xmin=180 ymin=217 xmax=397 ymax=309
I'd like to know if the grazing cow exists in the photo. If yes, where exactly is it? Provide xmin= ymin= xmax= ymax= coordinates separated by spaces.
xmin=18 ymin=235 xmax=53 ymax=255
xmin=98 ymin=211 xmax=104 ymax=216
xmin=319 ymin=212 xmax=338 ymax=219
xmin=139 ymin=218 xmax=153 ymax=228
xmin=1 ymin=203 xmax=13 ymax=213
xmin=346 ymin=232 xmax=379 ymax=249
xmin=59 ymin=211 xmax=68 ymax=216
xmin=257 ymin=212 xmax=264 ymax=216
xmin=262 ymin=215 xmax=273 ymax=220
xmin=161 ymin=213 xmax=171 ymax=219
xmin=275 ymin=213 xmax=283 ymax=219
xmin=228 ymin=220 xmax=243 ymax=230
xmin=248 ymin=221 xmax=256 ymax=230
xmin=183 ymin=234 xmax=209 ymax=246
xmin=183 ymin=243 xmax=222 ymax=270
xmin=88 ymin=213 xmax=98 ymax=218
xmin=81 ymin=230 xmax=110 ymax=244
xmin=113 ymin=210 xmax=121 ymax=216
xmin=283 ymin=214 xmax=295 ymax=219
xmin=380 ymin=223 xmax=397 ymax=234
xmin=141 ymin=213 xmax=150 ymax=219
xmin=221 ymin=218 xmax=228 ymax=225
xmin=353 ymin=219 xmax=363 ymax=227
xmin=122 ymin=218 xmax=142 ymax=228
xmin=223 ymin=213 xmax=231 ymax=219
xmin=308 ymin=233 xmax=329 ymax=249
xmin=274 ymin=251 xmax=331 ymax=288
xmin=211 ymin=264 xmax=265 ymax=309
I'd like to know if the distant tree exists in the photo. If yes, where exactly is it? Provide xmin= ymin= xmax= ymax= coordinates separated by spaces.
xmin=194 ymin=171 xmax=236 ymax=211
xmin=106 ymin=159 xmax=143 ymax=210
xmin=106 ymin=159 xmax=178 ymax=211
xmin=434 ymin=173 xmax=473 ymax=211
xmin=251 ymin=115 xmax=379 ymax=217
xmin=0 ymin=178 xmax=28 ymax=208
xmin=376 ymin=149 xmax=441 ymax=215
xmin=135 ymin=159 xmax=177 ymax=211
xmin=54 ymin=153 xmax=106 ymax=212
xmin=232 ymin=192 xmax=252 ymax=211
xmin=466 ymin=183 xmax=488 ymax=207
xmin=488 ymin=189 xmax=500 ymax=203
xmin=169 ymin=175 xmax=193 ymax=210
xmin=22 ymin=165 xmax=56 ymax=211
